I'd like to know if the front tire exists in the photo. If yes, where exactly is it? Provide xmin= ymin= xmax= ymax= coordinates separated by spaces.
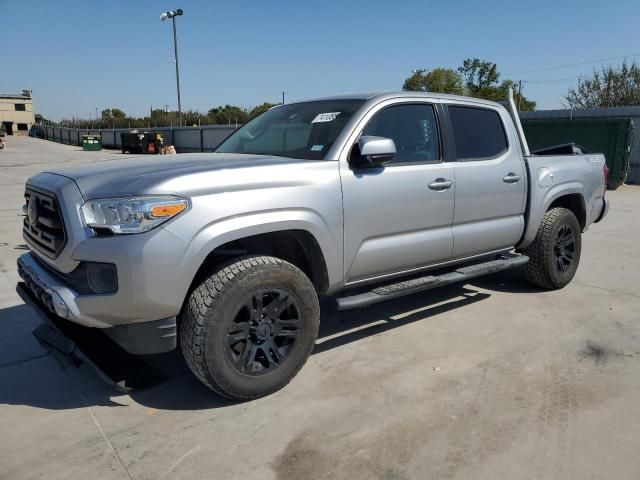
xmin=180 ymin=255 xmax=320 ymax=400
xmin=524 ymin=207 xmax=582 ymax=289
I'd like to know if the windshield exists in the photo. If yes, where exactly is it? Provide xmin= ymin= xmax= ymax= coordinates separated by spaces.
xmin=215 ymin=100 xmax=365 ymax=160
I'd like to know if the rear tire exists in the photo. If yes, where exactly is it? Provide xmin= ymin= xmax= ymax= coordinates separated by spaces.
xmin=524 ymin=207 xmax=582 ymax=289
xmin=180 ymin=255 xmax=320 ymax=400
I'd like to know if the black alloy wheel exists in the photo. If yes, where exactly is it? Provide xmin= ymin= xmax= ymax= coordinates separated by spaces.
xmin=227 ymin=289 xmax=302 ymax=375
xmin=554 ymin=224 xmax=576 ymax=273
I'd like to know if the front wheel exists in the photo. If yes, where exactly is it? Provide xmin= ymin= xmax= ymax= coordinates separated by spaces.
xmin=524 ymin=207 xmax=582 ymax=289
xmin=180 ymin=255 xmax=320 ymax=400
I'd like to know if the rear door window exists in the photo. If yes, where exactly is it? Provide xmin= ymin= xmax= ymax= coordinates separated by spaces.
xmin=448 ymin=106 xmax=508 ymax=160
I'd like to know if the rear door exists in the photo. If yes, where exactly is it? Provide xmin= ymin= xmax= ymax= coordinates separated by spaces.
xmin=445 ymin=103 xmax=527 ymax=258
xmin=340 ymin=100 xmax=455 ymax=284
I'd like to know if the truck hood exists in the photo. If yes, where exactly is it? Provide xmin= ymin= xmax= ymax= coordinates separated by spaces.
xmin=41 ymin=153 xmax=308 ymax=198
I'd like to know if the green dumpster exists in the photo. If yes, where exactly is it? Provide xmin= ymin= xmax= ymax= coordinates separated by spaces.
xmin=82 ymin=134 xmax=102 ymax=151
xmin=522 ymin=118 xmax=634 ymax=190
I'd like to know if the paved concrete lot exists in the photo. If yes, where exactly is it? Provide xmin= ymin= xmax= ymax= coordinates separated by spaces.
xmin=1 ymin=136 xmax=639 ymax=480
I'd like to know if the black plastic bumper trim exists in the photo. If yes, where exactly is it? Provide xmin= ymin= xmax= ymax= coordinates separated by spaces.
xmin=16 ymin=282 xmax=166 ymax=391
xmin=104 ymin=317 xmax=177 ymax=355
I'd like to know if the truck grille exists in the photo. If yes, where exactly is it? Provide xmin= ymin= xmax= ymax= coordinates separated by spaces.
xmin=23 ymin=187 xmax=67 ymax=258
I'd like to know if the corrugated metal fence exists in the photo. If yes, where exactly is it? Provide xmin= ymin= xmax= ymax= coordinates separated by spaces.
xmin=33 ymin=124 xmax=239 ymax=153
xmin=520 ymin=107 xmax=640 ymax=184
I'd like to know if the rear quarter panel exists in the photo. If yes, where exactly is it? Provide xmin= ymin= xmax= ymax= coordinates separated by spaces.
xmin=519 ymin=153 xmax=606 ymax=248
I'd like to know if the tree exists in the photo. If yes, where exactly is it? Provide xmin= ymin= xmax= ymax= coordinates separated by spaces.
xmin=457 ymin=58 xmax=535 ymax=110
xmin=59 ymin=101 xmax=277 ymax=129
xmin=565 ymin=61 xmax=640 ymax=108
xmin=499 ymin=80 xmax=536 ymax=112
xmin=249 ymin=102 xmax=277 ymax=118
xmin=403 ymin=68 xmax=464 ymax=95
xmin=458 ymin=58 xmax=500 ymax=95
xmin=101 ymin=108 xmax=126 ymax=119
xmin=401 ymin=59 xmax=535 ymax=110
xmin=100 ymin=108 xmax=128 ymax=127
xmin=207 ymin=105 xmax=249 ymax=124
xmin=403 ymin=71 xmax=429 ymax=92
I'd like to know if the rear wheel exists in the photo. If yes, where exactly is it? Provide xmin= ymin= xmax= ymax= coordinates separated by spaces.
xmin=180 ymin=255 xmax=320 ymax=400
xmin=524 ymin=207 xmax=582 ymax=289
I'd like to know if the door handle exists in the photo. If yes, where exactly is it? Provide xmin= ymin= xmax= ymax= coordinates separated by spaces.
xmin=428 ymin=178 xmax=453 ymax=191
xmin=503 ymin=173 xmax=522 ymax=184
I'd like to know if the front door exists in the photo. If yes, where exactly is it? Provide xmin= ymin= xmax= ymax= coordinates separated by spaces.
xmin=445 ymin=104 xmax=527 ymax=258
xmin=341 ymin=101 xmax=455 ymax=284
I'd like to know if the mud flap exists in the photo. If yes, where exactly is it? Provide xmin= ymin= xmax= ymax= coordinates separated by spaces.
xmin=17 ymin=282 xmax=165 ymax=393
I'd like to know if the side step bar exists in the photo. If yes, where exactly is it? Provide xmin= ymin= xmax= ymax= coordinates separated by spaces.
xmin=336 ymin=253 xmax=529 ymax=310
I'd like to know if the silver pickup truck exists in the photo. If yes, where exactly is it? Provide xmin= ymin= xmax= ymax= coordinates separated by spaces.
xmin=17 ymin=91 xmax=609 ymax=400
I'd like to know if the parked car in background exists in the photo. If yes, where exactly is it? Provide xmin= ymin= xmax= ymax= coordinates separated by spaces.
xmin=17 ymin=90 xmax=609 ymax=400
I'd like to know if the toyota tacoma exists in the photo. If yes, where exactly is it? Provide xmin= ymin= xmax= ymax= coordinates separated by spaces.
xmin=17 ymin=90 xmax=609 ymax=400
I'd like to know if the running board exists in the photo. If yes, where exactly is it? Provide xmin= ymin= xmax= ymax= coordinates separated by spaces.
xmin=336 ymin=253 xmax=529 ymax=310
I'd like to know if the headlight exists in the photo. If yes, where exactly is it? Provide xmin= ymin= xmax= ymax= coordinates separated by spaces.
xmin=80 ymin=196 xmax=188 ymax=234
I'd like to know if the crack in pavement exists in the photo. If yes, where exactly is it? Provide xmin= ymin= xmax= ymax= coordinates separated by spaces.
xmin=0 ymin=352 xmax=49 ymax=370
xmin=59 ymin=362 xmax=134 ymax=480
xmin=573 ymin=280 xmax=640 ymax=299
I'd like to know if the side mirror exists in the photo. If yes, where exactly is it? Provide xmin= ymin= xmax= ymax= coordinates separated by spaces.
xmin=351 ymin=136 xmax=396 ymax=168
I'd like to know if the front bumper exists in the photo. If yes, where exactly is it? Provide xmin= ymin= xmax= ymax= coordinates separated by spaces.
xmin=17 ymin=282 xmax=170 ymax=389
xmin=22 ymin=173 xmax=204 ymax=328
xmin=18 ymin=221 xmax=202 ymax=327
xmin=18 ymin=251 xmax=180 ymax=354
xmin=16 ymin=273 xmax=177 ymax=355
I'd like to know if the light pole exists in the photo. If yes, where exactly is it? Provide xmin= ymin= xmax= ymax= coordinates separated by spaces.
xmin=160 ymin=9 xmax=184 ymax=126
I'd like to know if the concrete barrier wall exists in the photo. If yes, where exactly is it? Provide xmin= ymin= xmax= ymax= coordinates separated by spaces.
xmin=34 ymin=125 xmax=238 ymax=153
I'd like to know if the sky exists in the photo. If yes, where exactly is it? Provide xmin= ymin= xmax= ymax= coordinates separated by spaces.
xmin=3 ymin=0 xmax=640 ymax=120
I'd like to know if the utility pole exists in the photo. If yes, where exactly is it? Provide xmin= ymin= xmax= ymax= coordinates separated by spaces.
xmin=282 ymin=91 xmax=285 ymax=104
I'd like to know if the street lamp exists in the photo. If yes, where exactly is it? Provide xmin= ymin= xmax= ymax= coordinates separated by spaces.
xmin=160 ymin=9 xmax=184 ymax=126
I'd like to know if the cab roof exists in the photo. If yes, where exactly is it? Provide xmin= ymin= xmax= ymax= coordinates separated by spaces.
xmin=301 ymin=91 xmax=503 ymax=108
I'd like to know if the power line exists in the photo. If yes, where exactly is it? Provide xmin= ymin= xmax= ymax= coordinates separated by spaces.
xmin=506 ymin=52 xmax=640 ymax=76
xmin=522 ymin=76 xmax=582 ymax=84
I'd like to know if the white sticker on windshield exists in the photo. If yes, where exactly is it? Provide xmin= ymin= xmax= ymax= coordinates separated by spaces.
xmin=310 ymin=144 xmax=324 ymax=151
xmin=311 ymin=112 xmax=341 ymax=123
